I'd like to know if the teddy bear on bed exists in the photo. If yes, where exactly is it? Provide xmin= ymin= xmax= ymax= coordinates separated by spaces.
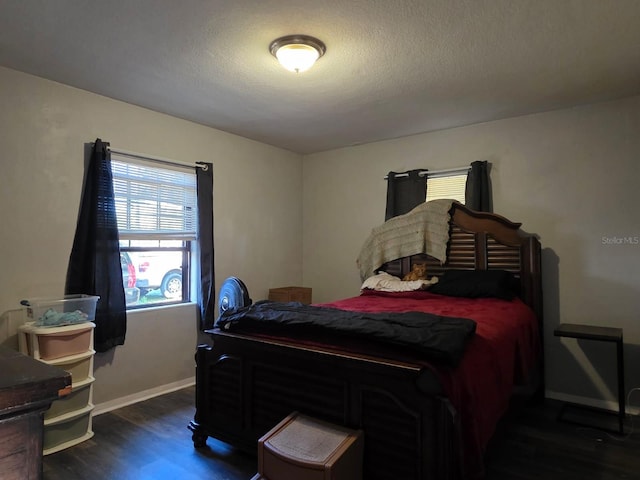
xmin=402 ymin=262 xmax=428 ymax=281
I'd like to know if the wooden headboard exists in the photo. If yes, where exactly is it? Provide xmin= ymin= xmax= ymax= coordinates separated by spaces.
xmin=382 ymin=202 xmax=543 ymax=322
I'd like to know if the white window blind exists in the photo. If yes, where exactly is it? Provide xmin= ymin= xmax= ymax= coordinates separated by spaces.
xmin=426 ymin=173 xmax=467 ymax=203
xmin=111 ymin=159 xmax=197 ymax=240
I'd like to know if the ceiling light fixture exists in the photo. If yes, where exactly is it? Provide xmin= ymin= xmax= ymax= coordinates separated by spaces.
xmin=269 ymin=35 xmax=326 ymax=73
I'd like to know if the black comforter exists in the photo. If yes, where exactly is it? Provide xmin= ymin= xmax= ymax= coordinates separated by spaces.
xmin=215 ymin=301 xmax=476 ymax=366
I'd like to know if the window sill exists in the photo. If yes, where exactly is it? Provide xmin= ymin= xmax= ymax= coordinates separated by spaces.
xmin=126 ymin=302 xmax=197 ymax=316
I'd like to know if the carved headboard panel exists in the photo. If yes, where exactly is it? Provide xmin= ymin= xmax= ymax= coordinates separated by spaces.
xmin=382 ymin=202 xmax=542 ymax=321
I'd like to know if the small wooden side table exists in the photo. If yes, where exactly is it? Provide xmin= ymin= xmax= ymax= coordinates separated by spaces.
xmin=268 ymin=287 xmax=312 ymax=304
xmin=554 ymin=323 xmax=625 ymax=434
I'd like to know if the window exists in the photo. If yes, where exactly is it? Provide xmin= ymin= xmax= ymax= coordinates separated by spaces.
xmin=425 ymin=170 xmax=468 ymax=203
xmin=111 ymin=155 xmax=197 ymax=309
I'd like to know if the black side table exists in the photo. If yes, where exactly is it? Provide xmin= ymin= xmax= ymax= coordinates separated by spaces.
xmin=554 ymin=323 xmax=625 ymax=434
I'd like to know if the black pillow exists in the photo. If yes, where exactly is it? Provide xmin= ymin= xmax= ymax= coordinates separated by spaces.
xmin=429 ymin=269 xmax=516 ymax=300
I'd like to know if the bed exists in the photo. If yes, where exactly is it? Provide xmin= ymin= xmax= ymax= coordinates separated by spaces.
xmin=189 ymin=202 xmax=543 ymax=480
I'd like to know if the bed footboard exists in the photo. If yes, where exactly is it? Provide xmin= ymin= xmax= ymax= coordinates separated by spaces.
xmin=189 ymin=331 xmax=462 ymax=480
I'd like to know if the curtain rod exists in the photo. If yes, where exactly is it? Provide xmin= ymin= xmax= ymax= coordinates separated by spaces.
xmin=108 ymin=147 xmax=208 ymax=171
xmin=384 ymin=166 xmax=469 ymax=180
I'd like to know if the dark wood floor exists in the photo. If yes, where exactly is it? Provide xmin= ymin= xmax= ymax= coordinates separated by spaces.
xmin=43 ymin=386 xmax=640 ymax=480
xmin=43 ymin=386 xmax=256 ymax=480
xmin=485 ymin=401 xmax=640 ymax=480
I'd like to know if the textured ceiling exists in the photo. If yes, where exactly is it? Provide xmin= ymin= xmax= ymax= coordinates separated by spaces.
xmin=1 ymin=0 xmax=639 ymax=154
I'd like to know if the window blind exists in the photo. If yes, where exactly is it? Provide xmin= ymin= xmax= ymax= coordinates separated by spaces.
xmin=111 ymin=158 xmax=197 ymax=240
xmin=426 ymin=173 xmax=467 ymax=203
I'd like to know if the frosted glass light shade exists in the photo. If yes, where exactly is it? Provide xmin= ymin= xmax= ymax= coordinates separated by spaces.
xmin=270 ymin=35 xmax=326 ymax=73
xmin=276 ymin=44 xmax=320 ymax=73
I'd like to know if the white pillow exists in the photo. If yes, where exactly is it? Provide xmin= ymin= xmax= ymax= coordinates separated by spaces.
xmin=360 ymin=271 xmax=438 ymax=292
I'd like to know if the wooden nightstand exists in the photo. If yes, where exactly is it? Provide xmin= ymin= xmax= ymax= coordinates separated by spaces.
xmin=268 ymin=286 xmax=312 ymax=304
xmin=554 ymin=323 xmax=625 ymax=434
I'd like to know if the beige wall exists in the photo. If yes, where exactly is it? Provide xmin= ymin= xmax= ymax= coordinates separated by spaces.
xmin=303 ymin=96 xmax=640 ymax=408
xmin=2 ymin=63 xmax=638 ymax=411
xmin=0 ymin=66 xmax=303 ymax=405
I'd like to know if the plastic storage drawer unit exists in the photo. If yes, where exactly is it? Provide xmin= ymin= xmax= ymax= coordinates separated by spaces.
xmin=45 ymin=350 xmax=95 ymax=384
xmin=43 ymin=405 xmax=94 ymax=455
xmin=19 ymin=322 xmax=95 ymax=360
xmin=45 ymin=378 xmax=94 ymax=420
xmin=17 ymin=313 xmax=97 ymax=455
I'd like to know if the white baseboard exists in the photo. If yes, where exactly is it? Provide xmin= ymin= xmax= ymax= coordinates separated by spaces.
xmin=546 ymin=390 xmax=640 ymax=415
xmin=94 ymin=382 xmax=640 ymax=418
xmin=93 ymin=377 xmax=195 ymax=417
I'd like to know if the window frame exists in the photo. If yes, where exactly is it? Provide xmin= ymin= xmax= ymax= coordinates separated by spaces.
xmin=118 ymin=241 xmax=192 ymax=310
xmin=111 ymin=153 xmax=197 ymax=310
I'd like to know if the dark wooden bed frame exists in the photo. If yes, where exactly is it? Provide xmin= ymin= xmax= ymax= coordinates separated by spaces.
xmin=189 ymin=202 xmax=543 ymax=480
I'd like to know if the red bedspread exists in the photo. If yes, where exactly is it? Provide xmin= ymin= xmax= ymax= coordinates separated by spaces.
xmin=320 ymin=290 xmax=540 ymax=478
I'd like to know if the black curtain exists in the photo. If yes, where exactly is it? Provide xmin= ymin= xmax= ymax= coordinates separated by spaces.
xmin=385 ymin=169 xmax=427 ymax=221
xmin=66 ymin=139 xmax=126 ymax=352
xmin=465 ymin=160 xmax=492 ymax=212
xmin=196 ymin=162 xmax=215 ymax=330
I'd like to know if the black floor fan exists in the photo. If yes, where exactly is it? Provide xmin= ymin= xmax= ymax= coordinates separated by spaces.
xmin=217 ymin=277 xmax=252 ymax=318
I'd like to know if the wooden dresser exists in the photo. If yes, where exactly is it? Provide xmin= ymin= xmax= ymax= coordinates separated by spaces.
xmin=0 ymin=346 xmax=71 ymax=480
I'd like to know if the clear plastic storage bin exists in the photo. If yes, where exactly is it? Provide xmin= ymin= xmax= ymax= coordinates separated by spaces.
xmin=24 ymin=294 xmax=99 ymax=327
